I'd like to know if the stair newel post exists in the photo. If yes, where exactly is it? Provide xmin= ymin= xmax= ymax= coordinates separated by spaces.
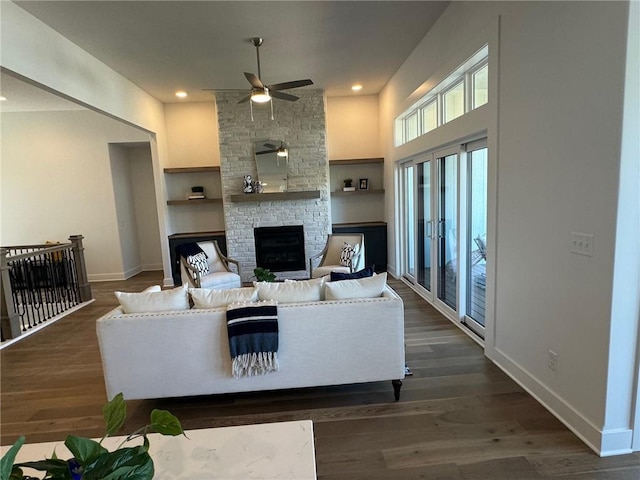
xmin=0 ymin=247 xmax=21 ymax=339
xmin=69 ymin=235 xmax=92 ymax=303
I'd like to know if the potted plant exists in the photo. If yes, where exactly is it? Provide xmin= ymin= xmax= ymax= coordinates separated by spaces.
xmin=253 ymin=267 xmax=276 ymax=282
xmin=1 ymin=393 xmax=183 ymax=480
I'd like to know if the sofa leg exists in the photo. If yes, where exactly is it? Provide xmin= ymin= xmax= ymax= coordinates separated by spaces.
xmin=392 ymin=379 xmax=402 ymax=401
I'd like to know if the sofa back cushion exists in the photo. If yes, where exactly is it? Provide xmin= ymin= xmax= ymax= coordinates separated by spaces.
xmin=256 ymin=277 xmax=325 ymax=303
xmin=330 ymin=265 xmax=375 ymax=281
xmin=325 ymin=273 xmax=387 ymax=300
xmin=114 ymin=285 xmax=189 ymax=314
xmin=189 ymin=287 xmax=258 ymax=309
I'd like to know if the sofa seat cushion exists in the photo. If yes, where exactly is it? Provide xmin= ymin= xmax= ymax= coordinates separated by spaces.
xmin=198 ymin=271 xmax=242 ymax=290
xmin=311 ymin=265 xmax=350 ymax=278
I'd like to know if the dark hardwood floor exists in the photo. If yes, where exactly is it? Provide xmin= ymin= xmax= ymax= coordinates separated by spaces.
xmin=2 ymin=271 xmax=638 ymax=479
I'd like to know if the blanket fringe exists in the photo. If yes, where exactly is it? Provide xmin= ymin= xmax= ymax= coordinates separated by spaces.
xmin=232 ymin=351 xmax=279 ymax=379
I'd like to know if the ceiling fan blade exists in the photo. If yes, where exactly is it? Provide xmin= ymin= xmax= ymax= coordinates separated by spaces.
xmin=245 ymin=72 xmax=264 ymax=89
xmin=271 ymin=91 xmax=299 ymax=102
xmin=268 ymin=79 xmax=314 ymax=91
xmin=237 ymin=94 xmax=252 ymax=104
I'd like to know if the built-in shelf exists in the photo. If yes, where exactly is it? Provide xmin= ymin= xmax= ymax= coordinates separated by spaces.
xmin=328 ymin=158 xmax=384 ymax=166
xmin=164 ymin=166 xmax=220 ymax=174
xmin=332 ymin=189 xmax=385 ymax=197
xmin=230 ymin=191 xmax=321 ymax=203
xmin=167 ymin=198 xmax=223 ymax=205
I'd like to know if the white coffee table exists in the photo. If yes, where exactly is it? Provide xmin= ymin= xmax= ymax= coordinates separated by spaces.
xmin=2 ymin=420 xmax=317 ymax=479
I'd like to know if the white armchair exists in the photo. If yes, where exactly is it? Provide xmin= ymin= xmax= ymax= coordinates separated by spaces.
xmin=179 ymin=241 xmax=241 ymax=290
xmin=309 ymin=233 xmax=365 ymax=278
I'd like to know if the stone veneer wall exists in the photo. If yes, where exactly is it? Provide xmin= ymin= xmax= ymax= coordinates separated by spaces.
xmin=215 ymin=90 xmax=331 ymax=281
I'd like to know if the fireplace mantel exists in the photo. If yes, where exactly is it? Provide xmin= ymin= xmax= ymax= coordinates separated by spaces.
xmin=229 ymin=190 xmax=321 ymax=203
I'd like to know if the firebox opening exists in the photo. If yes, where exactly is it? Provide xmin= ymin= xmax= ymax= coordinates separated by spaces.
xmin=254 ymin=225 xmax=306 ymax=272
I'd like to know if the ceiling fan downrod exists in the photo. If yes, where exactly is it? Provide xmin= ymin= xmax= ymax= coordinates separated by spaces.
xmin=251 ymin=37 xmax=264 ymax=80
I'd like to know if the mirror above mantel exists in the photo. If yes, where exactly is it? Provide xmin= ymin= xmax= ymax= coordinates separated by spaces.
xmin=254 ymin=139 xmax=288 ymax=193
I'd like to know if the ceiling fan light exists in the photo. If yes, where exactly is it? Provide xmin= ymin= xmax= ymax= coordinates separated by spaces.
xmin=251 ymin=88 xmax=271 ymax=103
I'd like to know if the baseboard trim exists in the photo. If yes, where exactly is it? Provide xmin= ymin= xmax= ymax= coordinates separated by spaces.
xmin=489 ymin=347 xmax=633 ymax=456
xmin=88 ymin=266 xmax=162 ymax=283
xmin=88 ymin=272 xmax=126 ymax=282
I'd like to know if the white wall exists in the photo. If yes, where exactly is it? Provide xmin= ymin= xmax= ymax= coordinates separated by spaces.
xmin=326 ymin=95 xmax=381 ymax=160
xmin=164 ymin=102 xmax=220 ymax=167
xmin=109 ymin=144 xmax=141 ymax=277
xmin=1 ymin=110 xmax=150 ymax=280
xmin=1 ymin=0 xmax=174 ymax=285
xmin=379 ymin=0 xmax=636 ymax=455
xmin=129 ymin=147 xmax=163 ymax=272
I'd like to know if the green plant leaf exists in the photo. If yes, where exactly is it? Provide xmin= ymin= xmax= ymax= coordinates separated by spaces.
xmin=103 ymin=393 xmax=127 ymax=436
xmin=82 ymin=447 xmax=152 ymax=480
xmin=9 ymin=466 xmax=24 ymax=480
xmin=99 ymin=457 xmax=154 ymax=480
xmin=14 ymin=458 xmax=70 ymax=476
xmin=64 ymin=435 xmax=108 ymax=466
xmin=0 ymin=435 xmax=24 ymax=480
xmin=149 ymin=409 xmax=183 ymax=436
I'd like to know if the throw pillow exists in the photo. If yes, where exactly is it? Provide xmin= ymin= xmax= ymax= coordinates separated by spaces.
xmin=256 ymin=279 xmax=323 ymax=303
xmin=114 ymin=285 xmax=190 ymax=314
xmin=339 ymin=242 xmax=358 ymax=267
xmin=189 ymin=287 xmax=258 ymax=309
xmin=186 ymin=252 xmax=209 ymax=276
xmin=324 ymin=272 xmax=387 ymax=300
xmin=284 ymin=276 xmax=328 ymax=300
xmin=330 ymin=265 xmax=375 ymax=281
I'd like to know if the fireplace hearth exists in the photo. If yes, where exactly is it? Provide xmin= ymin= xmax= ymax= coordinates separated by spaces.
xmin=254 ymin=226 xmax=306 ymax=272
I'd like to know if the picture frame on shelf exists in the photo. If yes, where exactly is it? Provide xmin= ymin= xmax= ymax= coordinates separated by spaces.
xmin=359 ymin=178 xmax=369 ymax=190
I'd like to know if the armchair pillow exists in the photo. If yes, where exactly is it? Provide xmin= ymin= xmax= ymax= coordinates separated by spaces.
xmin=339 ymin=242 xmax=359 ymax=268
xmin=186 ymin=252 xmax=210 ymax=277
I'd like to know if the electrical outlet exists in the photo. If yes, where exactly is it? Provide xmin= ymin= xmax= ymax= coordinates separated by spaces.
xmin=570 ymin=232 xmax=594 ymax=257
xmin=548 ymin=349 xmax=558 ymax=371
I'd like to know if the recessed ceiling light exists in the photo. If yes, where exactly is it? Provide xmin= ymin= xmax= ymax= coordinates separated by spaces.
xmin=175 ymin=91 xmax=188 ymax=98
xmin=0 ymin=96 xmax=7 ymax=101
xmin=351 ymin=84 xmax=363 ymax=92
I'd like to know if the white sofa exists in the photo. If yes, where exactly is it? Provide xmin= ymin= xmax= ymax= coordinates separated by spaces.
xmin=97 ymin=285 xmax=405 ymax=402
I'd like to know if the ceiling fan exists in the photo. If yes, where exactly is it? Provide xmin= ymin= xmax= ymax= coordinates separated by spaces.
xmin=208 ymin=37 xmax=313 ymax=105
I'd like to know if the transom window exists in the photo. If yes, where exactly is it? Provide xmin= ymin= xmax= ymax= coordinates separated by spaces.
xmin=395 ymin=45 xmax=488 ymax=146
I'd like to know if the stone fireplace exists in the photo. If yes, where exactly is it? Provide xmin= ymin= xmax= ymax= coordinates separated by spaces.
xmin=215 ymin=90 xmax=330 ymax=281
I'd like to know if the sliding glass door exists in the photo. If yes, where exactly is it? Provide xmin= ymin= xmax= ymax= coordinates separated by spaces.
xmin=416 ymin=159 xmax=432 ymax=295
xmin=399 ymin=162 xmax=415 ymax=283
xmin=400 ymin=139 xmax=488 ymax=338
xmin=465 ymin=143 xmax=488 ymax=335
xmin=436 ymin=150 xmax=458 ymax=312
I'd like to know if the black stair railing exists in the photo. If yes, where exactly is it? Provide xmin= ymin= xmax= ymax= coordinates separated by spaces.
xmin=1 ymin=235 xmax=92 ymax=340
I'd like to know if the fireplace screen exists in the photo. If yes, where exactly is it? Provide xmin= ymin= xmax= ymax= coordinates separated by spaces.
xmin=254 ymin=226 xmax=305 ymax=272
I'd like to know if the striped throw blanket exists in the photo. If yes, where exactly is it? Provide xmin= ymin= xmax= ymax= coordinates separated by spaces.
xmin=226 ymin=301 xmax=279 ymax=378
